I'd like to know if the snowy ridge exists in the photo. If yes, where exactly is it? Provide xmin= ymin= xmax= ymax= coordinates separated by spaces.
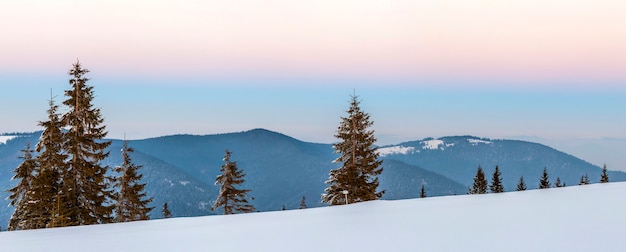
xmin=0 ymin=135 xmax=17 ymax=144
xmin=467 ymin=138 xmax=493 ymax=145
xmin=377 ymin=146 xmax=416 ymax=156
xmin=1 ymin=182 xmax=625 ymax=251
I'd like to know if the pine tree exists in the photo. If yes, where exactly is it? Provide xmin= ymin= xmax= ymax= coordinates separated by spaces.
xmin=600 ymin=164 xmax=609 ymax=183
xmin=489 ymin=166 xmax=505 ymax=193
xmin=212 ymin=149 xmax=255 ymax=215
xmin=7 ymin=144 xmax=38 ymax=230
xmin=579 ymin=174 xmax=590 ymax=185
xmin=516 ymin=176 xmax=527 ymax=191
xmin=468 ymin=166 xmax=488 ymax=194
xmin=29 ymin=97 xmax=67 ymax=229
xmin=322 ymin=95 xmax=384 ymax=205
xmin=554 ymin=177 xmax=564 ymax=188
xmin=281 ymin=204 xmax=286 ymax=211
xmin=60 ymin=61 xmax=114 ymax=226
xmin=299 ymin=196 xmax=307 ymax=209
xmin=538 ymin=167 xmax=551 ymax=189
xmin=419 ymin=184 xmax=427 ymax=198
xmin=162 ymin=202 xmax=172 ymax=218
xmin=113 ymin=139 xmax=154 ymax=222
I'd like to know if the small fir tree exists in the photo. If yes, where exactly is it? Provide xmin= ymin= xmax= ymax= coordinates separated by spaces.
xmin=579 ymin=174 xmax=590 ymax=185
xmin=554 ymin=177 xmax=564 ymax=188
xmin=489 ymin=166 xmax=505 ymax=193
xmin=212 ymin=149 xmax=255 ymax=215
xmin=419 ymin=184 xmax=427 ymax=198
xmin=516 ymin=176 xmax=527 ymax=191
xmin=322 ymin=95 xmax=384 ymax=205
xmin=600 ymin=164 xmax=609 ymax=183
xmin=113 ymin=139 xmax=154 ymax=222
xmin=7 ymin=144 xmax=38 ymax=230
xmin=299 ymin=196 xmax=307 ymax=209
xmin=468 ymin=166 xmax=488 ymax=194
xmin=162 ymin=202 xmax=172 ymax=218
xmin=538 ymin=167 xmax=551 ymax=189
xmin=281 ymin=204 xmax=286 ymax=211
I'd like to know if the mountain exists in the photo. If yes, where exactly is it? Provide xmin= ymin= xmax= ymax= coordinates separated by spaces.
xmin=2 ymin=182 xmax=626 ymax=251
xmin=1 ymin=129 xmax=623 ymax=229
xmin=378 ymin=136 xmax=626 ymax=190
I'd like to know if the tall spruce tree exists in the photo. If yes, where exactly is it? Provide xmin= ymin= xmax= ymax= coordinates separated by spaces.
xmin=60 ymin=61 xmax=113 ymax=225
xmin=538 ymin=167 xmax=551 ymax=189
xmin=30 ymin=97 xmax=67 ymax=228
xmin=468 ymin=166 xmax=488 ymax=194
xmin=113 ymin=139 xmax=154 ymax=222
xmin=489 ymin=166 xmax=505 ymax=193
xmin=212 ymin=149 xmax=255 ymax=215
xmin=420 ymin=184 xmax=427 ymax=198
xmin=516 ymin=176 xmax=527 ymax=191
xmin=600 ymin=164 xmax=609 ymax=183
xmin=579 ymin=174 xmax=590 ymax=185
xmin=162 ymin=202 xmax=172 ymax=218
xmin=7 ymin=144 xmax=38 ymax=230
xmin=322 ymin=95 xmax=384 ymax=205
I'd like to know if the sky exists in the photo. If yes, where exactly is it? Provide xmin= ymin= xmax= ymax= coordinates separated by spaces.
xmin=1 ymin=1 xmax=625 ymax=168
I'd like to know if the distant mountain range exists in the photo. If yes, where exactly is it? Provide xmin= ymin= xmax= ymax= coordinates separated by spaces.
xmin=1 ymin=129 xmax=623 ymax=228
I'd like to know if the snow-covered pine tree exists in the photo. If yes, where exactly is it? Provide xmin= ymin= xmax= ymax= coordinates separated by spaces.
xmin=538 ymin=167 xmax=551 ymax=189
xmin=299 ymin=196 xmax=307 ymax=209
xmin=579 ymin=174 xmax=590 ymax=185
xmin=7 ymin=144 xmax=38 ymax=230
xmin=322 ymin=95 xmax=383 ymax=205
xmin=468 ymin=166 xmax=488 ymax=194
xmin=420 ymin=184 xmax=427 ymax=198
xmin=212 ymin=149 xmax=255 ymax=215
xmin=30 ymin=97 xmax=67 ymax=229
xmin=489 ymin=166 xmax=505 ymax=193
xmin=600 ymin=164 xmax=609 ymax=183
xmin=162 ymin=203 xmax=172 ymax=218
xmin=516 ymin=176 xmax=527 ymax=191
xmin=554 ymin=177 xmax=564 ymax=188
xmin=114 ymin=139 xmax=154 ymax=222
xmin=60 ymin=61 xmax=114 ymax=226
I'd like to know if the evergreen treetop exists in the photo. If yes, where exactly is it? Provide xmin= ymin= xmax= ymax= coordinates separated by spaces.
xmin=538 ymin=167 xmax=551 ymax=189
xmin=600 ymin=164 xmax=609 ymax=183
xmin=579 ymin=174 xmax=590 ymax=185
xmin=489 ymin=166 xmax=505 ymax=193
xmin=162 ymin=202 xmax=173 ymax=219
xmin=114 ymin=139 xmax=154 ymax=222
xmin=468 ymin=166 xmax=488 ymax=194
xmin=322 ymin=95 xmax=384 ymax=205
xmin=516 ymin=176 xmax=527 ymax=191
xmin=7 ymin=144 xmax=38 ymax=230
xmin=554 ymin=177 xmax=564 ymax=188
xmin=420 ymin=184 xmax=427 ymax=198
xmin=299 ymin=196 xmax=307 ymax=209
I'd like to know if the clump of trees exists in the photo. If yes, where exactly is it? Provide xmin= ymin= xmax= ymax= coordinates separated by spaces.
xmin=7 ymin=61 xmax=153 ymax=230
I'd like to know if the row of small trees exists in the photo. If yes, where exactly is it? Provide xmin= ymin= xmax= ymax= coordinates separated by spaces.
xmin=7 ymin=62 xmax=153 ymax=230
xmin=468 ymin=164 xmax=611 ymax=194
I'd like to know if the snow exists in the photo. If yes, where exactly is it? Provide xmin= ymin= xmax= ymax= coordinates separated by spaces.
xmin=422 ymin=139 xmax=444 ymax=150
xmin=2 ymin=183 xmax=626 ymax=251
xmin=0 ymin=135 xmax=17 ymax=144
xmin=468 ymin=138 xmax=494 ymax=145
xmin=179 ymin=181 xmax=190 ymax=186
xmin=376 ymin=146 xmax=416 ymax=156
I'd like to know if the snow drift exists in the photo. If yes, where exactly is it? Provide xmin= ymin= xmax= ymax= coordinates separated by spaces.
xmin=1 ymin=182 xmax=625 ymax=252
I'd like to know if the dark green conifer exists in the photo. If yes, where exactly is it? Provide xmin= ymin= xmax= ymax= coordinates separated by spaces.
xmin=419 ymin=184 xmax=427 ymax=198
xmin=600 ymin=164 xmax=609 ymax=183
xmin=60 ymin=61 xmax=114 ymax=225
xmin=555 ymin=177 xmax=564 ymax=188
xmin=212 ymin=150 xmax=255 ymax=215
xmin=516 ymin=176 xmax=527 ymax=191
xmin=114 ymin=139 xmax=154 ymax=222
xmin=579 ymin=174 xmax=590 ymax=185
xmin=468 ymin=166 xmax=488 ymax=194
xmin=489 ymin=166 xmax=505 ymax=193
xmin=538 ymin=167 xmax=551 ymax=189
xmin=7 ymin=144 xmax=38 ymax=230
xmin=162 ymin=202 xmax=172 ymax=218
xmin=322 ymin=95 xmax=384 ymax=205
xmin=299 ymin=196 xmax=307 ymax=209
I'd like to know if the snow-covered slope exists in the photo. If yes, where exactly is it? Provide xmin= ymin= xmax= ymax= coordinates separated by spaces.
xmin=2 ymin=182 xmax=625 ymax=252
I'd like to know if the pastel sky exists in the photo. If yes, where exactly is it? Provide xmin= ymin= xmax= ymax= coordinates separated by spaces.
xmin=1 ymin=1 xmax=625 ymax=169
